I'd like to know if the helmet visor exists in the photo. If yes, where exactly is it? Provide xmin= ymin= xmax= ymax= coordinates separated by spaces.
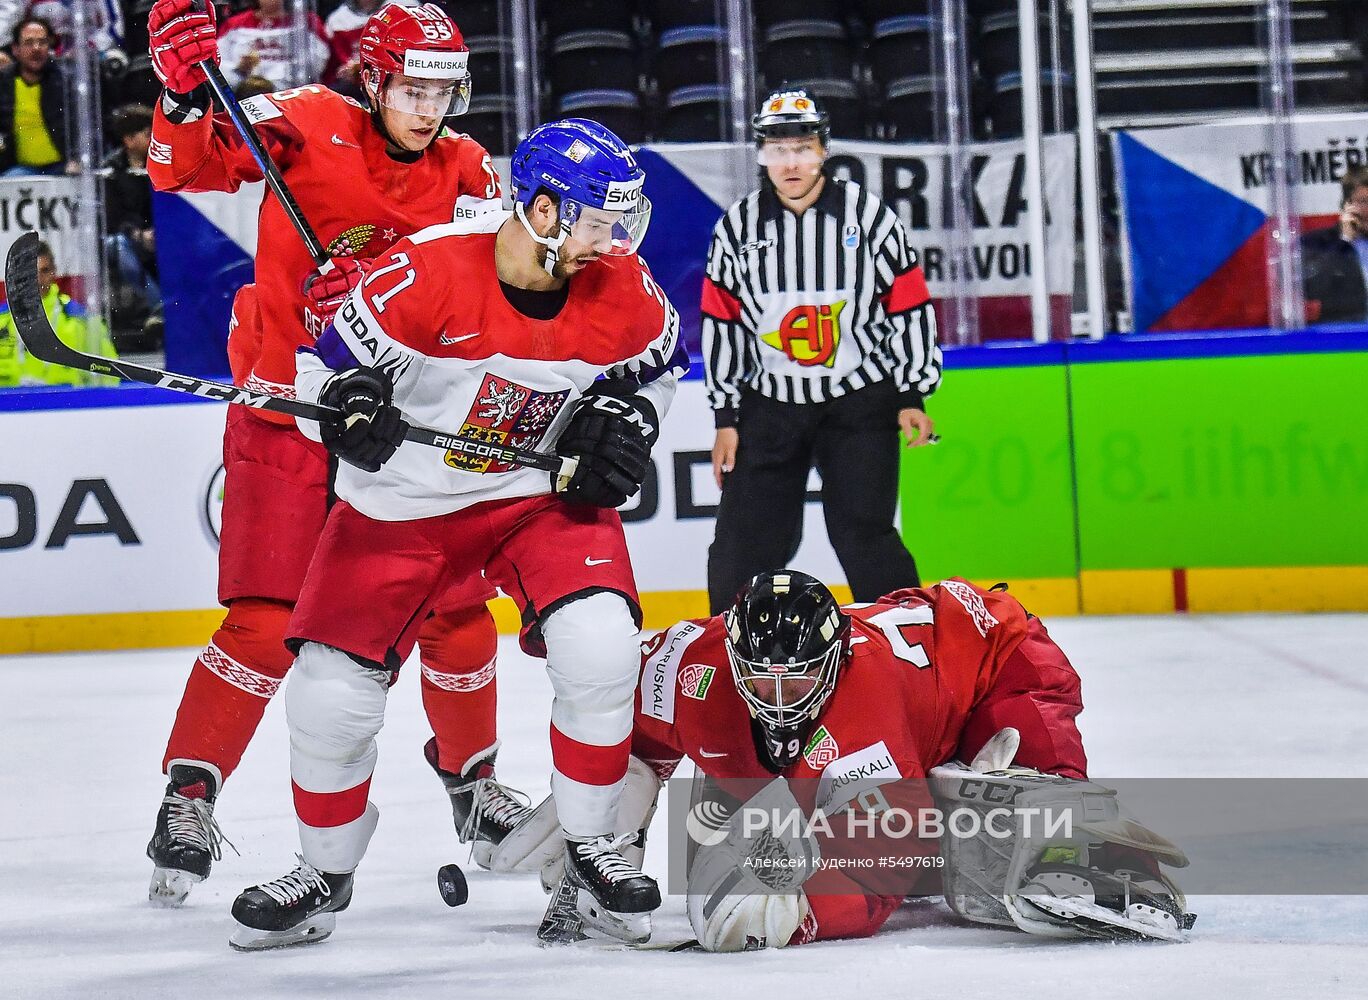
xmin=561 ymin=195 xmax=652 ymax=256
xmin=379 ymin=72 xmax=472 ymax=118
xmin=726 ymin=641 xmax=841 ymax=729
xmin=757 ymin=138 xmax=826 ymax=168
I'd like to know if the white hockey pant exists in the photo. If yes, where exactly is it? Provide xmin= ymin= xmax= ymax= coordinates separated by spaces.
xmin=285 ymin=642 xmax=389 ymax=873
xmin=542 ymin=592 xmax=641 ymax=839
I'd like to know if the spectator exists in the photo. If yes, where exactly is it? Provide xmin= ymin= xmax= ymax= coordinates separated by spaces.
xmin=234 ymin=72 xmax=276 ymax=98
xmin=1301 ymin=165 xmax=1368 ymax=324
xmin=0 ymin=240 xmax=118 ymax=387
xmin=701 ymin=89 xmax=942 ymax=613
xmin=102 ymin=102 xmax=163 ymax=350
xmin=324 ymin=0 xmax=400 ymax=94
xmin=0 ymin=17 xmax=70 ymax=176
xmin=217 ymin=0 xmax=328 ymax=90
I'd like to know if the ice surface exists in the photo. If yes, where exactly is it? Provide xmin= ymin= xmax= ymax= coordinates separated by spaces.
xmin=2 ymin=613 xmax=1366 ymax=999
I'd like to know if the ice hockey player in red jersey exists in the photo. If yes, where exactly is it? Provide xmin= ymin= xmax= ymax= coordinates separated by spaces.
xmin=623 ymin=571 xmax=1193 ymax=950
xmin=226 ymin=118 xmax=689 ymax=950
xmin=142 ymin=0 xmax=525 ymax=906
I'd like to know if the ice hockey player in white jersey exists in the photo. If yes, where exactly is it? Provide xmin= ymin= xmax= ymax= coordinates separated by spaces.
xmin=227 ymin=119 xmax=689 ymax=950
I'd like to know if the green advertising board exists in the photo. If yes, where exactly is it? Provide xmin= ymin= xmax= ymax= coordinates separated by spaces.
xmin=900 ymin=331 xmax=1368 ymax=613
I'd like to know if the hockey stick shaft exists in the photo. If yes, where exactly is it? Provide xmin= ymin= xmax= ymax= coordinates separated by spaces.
xmin=190 ymin=2 xmax=328 ymax=267
xmin=3 ymin=233 xmax=575 ymax=483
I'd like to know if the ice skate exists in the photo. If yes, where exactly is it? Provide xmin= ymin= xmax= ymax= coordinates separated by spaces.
xmin=424 ymin=738 xmax=533 ymax=869
xmin=146 ymin=761 xmax=234 ymax=906
xmin=540 ymin=833 xmax=659 ymax=945
xmin=229 ymin=858 xmax=353 ymax=951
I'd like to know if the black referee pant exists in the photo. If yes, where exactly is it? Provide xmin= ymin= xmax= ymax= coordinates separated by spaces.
xmin=707 ymin=382 xmax=920 ymax=614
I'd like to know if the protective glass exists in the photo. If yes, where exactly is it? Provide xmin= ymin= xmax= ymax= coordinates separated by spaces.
xmin=725 ymin=638 xmax=841 ymax=729
xmin=756 ymin=139 xmax=825 ymax=168
xmin=379 ymin=73 xmax=472 ymax=118
xmin=560 ymin=196 xmax=653 ymax=256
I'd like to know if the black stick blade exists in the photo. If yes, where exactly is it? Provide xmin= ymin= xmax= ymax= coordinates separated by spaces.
xmin=7 ymin=232 xmax=67 ymax=364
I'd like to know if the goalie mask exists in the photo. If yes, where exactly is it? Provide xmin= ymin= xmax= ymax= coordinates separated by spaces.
xmin=724 ymin=571 xmax=850 ymax=771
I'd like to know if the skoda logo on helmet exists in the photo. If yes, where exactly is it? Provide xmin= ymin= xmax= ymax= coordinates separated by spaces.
xmin=603 ymin=176 xmax=643 ymax=210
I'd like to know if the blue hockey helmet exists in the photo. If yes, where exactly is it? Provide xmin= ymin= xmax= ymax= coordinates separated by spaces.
xmin=509 ymin=118 xmax=651 ymax=272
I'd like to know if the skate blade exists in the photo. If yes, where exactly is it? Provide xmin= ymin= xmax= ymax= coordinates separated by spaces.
xmin=228 ymin=913 xmax=337 ymax=951
xmin=472 ymin=841 xmax=494 ymax=871
xmin=575 ymin=889 xmax=651 ymax=945
xmin=1020 ymin=894 xmax=1185 ymax=943
xmin=149 ymin=867 xmax=204 ymax=907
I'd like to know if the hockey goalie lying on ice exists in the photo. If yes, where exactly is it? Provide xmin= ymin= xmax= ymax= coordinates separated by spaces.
xmin=495 ymin=571 xmax=1196 ymax=950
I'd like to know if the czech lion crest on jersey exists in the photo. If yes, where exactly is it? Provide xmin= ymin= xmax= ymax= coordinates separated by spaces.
xmin=445 ymin=373 xmax=568 ymax=474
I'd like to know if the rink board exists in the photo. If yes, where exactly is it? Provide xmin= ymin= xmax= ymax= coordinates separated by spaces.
xmin=0 ymin=381 xmax=852 ymax=654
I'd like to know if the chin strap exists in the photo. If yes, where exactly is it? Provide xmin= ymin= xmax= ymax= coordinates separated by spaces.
xmin=514 ymin=200 xmax=570 ymax=276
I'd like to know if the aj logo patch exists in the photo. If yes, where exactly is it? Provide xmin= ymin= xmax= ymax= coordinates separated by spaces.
xmin=760 ymin=301 xmax=847 ymax=368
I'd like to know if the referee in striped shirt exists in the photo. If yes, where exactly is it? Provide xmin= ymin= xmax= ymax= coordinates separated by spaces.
xmin=702 ymin=88 xmax=943 ymax=614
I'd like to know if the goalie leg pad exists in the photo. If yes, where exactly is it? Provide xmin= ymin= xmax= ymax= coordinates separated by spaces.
xmin=928 ymin=763 xmax=1194 ymax=940
xmin=488 ymin=754 xmax=662 ymax=880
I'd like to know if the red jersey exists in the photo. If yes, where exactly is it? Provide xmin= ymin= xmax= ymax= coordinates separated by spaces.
xmin=631 ymin=580 xmax=1087 ymax=944
xmin=295 ymin=216 xmax=686 ymax=520
xmin=149 ymin=85 xmax=502 ymax=423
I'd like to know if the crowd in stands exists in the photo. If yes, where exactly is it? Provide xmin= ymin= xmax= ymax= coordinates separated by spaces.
xmin=0 ymin=0 xmax=407 ymax=371
xmin=0 ymin=1 xmax=1366 ymax=385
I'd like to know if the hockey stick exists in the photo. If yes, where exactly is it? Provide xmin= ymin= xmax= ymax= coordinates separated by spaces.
xmin=4 ymin=233 xmax=576 ymax=485
xmin=191 ymin=0 xmax=328 ymax=267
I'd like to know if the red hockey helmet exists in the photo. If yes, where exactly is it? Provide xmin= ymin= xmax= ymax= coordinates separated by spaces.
xmin=359 ymin=3 xmax=471 ymax=118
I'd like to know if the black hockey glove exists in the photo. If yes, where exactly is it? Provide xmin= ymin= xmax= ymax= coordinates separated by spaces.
xmin=554 ymin=379 xmax=660 ymax=508
xmin=318 ymin=367 xmax=409 ymax=473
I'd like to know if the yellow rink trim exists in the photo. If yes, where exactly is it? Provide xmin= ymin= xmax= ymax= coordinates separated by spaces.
xmin=1185 ymin=565 xmax=1368 ymax=613
xmin=4 ymin=567 xmax=1366 ymax=655
xmin=0 ymin=608 xmax=227 ymax=656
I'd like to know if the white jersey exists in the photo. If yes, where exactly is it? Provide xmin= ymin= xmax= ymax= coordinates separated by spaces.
xmin=296 ymin=212 xmax=687 ymax=521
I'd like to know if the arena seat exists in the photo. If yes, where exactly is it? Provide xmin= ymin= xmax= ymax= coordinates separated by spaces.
xmin=557 ymin=89 xmax=646 ymax=143
xmin=659 ymin=84 xmax=726 ymax=141
xmin=882 ymin=75 xmax=936 ymax=141
xmin=988 ymin=69 xmax=1076 ymax=137
xmin=869 ymin=15 xmax=934 ymax=85
xmin=457 ymin=94 xmax=513 ymax=155
xmin=641 ymin=0 xmax=717 ymax=33
xmin=655 ymin=25 xmax=726 ymax=94
xmin=438 ymin=0 xmax=501 ymax=37
xmin=550 ymin=30 xmax=640 ymax=97
xmin=541 ymin=0 xmax=636 ymax=37
xmin=761 ymin=20 xmax=854 ymax=88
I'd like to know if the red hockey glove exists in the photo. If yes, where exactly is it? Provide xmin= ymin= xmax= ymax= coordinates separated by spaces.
xmin=302 ymin=257 xmax=372 ymax=340
xmin=148 ymin=0 xmax=219 ymax=95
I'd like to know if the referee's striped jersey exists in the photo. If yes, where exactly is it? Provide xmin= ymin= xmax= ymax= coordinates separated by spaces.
xmin=700 ymin=177 xmax=942 ymax=427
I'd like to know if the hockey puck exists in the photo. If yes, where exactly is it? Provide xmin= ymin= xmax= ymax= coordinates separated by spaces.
xmin=437 ymin=863 xmax=468 ymax=906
